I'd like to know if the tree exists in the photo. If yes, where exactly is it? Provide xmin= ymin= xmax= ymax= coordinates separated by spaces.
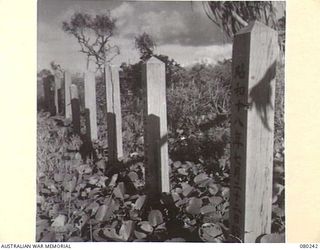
xmin=203 ymin=1 xmax=285 ymax=52
xmin=134 ymin=32 xmax=157 ymax=62
xmin=37 ymin=69 xmax=52 ymax=79
xmin=50 ymin=61 xmax=64 ymax=79
xmin=134 ymin=32 xmax=185 ymax=88
xmin=62 ymin=12 xmax=119 ymax=72
xmin=50 ymin=61 xmax=62 ymax=73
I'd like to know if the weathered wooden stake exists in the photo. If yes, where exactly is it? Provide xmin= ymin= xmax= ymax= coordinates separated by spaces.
xmin=230 ymin=21 xmax=278 ymax=242
xmin=54 ymin=74 xmax=63 ymax=115
xmin=70 ymin=84 xmax=80 ymax=135
xmin=143 ymin=56 xmax=169 ymax=194
xmin=105 ymin=64 xmax=123 ymax=163
xmin=43 ymin=75 xmax=56 ymax=116
xmin=64 ymin=71 xmax=72 ymax=119
xmin=84 ymin=71 xmax=98 ymax=141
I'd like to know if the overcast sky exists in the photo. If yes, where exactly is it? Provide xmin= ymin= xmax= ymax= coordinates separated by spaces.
xmin=37 ymin=0 xmax=284 ymax=73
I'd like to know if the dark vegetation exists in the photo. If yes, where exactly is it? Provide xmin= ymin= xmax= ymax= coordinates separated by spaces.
xmin=36 ymin=57 xmax=285 ymax=242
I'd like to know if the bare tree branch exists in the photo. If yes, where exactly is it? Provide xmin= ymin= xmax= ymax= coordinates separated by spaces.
xmin=62 ymin=11 xmax=118 ymax=72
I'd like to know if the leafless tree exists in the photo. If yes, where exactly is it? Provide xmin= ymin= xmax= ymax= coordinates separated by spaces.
xmin=62 ymin=12 xmax=119 ymax=72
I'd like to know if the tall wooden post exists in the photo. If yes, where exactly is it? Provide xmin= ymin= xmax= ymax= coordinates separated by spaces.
xmin=54 ymin=74 xmax=62 ymax=115
xmin=43 ymin=75 xmax=56 ymax=116
xmin=229 ymin=21 xmax=278 ymax=242
xmin=105 ymin=64 xmax=123 ymax=163
xmin=142 ymin=56 xmax=169 ymax=194
xmin=64 ymin=71 xmax=72 ymax=119
xmin=70 ymin=84 xmax=80 ymax=135
xmin=84 ymin=71 xmax=98 ymax=141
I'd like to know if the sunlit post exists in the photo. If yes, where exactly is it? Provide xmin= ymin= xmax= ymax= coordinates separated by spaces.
xmin=230 ymin=21 xmax=278 ymax=242
xmin=142 ymin=56 xmax=169 ymax=194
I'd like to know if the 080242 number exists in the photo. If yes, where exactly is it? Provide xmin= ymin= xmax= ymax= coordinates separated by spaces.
xmin=300 ymin=244 xmax=319 ymax=248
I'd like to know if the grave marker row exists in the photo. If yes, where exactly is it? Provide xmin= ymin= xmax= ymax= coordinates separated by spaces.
xmin=41 ymin=21 xmax=279 ymax=242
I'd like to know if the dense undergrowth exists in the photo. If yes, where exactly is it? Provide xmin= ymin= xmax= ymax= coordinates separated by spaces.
xmin=37 ymin=60 xmax=285 ymax=242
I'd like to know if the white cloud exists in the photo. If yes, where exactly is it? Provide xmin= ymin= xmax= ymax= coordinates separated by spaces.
xmin=38 ymin=22 xmax=62 ymax=43
xmin=156 ymin=43 xmax=232 ymax=66
xmin=138 ymin=10 xmax=187 ymax=44
xmin=111 ymin=2 xmax=135 ymax=20
xmin=110 ymin=2 xmax=137 ymax=37
xmin=107 ymin=1 xmax=226 ymax=46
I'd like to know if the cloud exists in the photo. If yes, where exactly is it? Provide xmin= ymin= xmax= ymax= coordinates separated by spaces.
xmin=108 ymin=1 xmax=227 ymax=47
xmin=155 ymin=43 xmax=232 ymax=66
xmin=54 ymin=1 xmax=228 ymax=47
xmin=111 ymin=2 xmax=135 ymax=20
xmin=37 ymin=1 xmax=232 ymax=72
xmin=110 ymin=2 xmax=139 ymax=38
xmin=38 ymin=22 xmax=61 ymax=43
xmin=138 ymin=10 xmax=188 ymax=44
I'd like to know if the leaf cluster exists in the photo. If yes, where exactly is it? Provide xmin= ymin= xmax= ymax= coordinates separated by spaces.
xmin=134 ymin=32 xmax=156 ymax=62
xmin=203 ymin=1 xmax=281 ymax=38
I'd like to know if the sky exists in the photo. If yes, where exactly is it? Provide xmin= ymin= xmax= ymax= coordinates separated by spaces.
xmin=37 ymin=0 xmax=284 ymax=73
